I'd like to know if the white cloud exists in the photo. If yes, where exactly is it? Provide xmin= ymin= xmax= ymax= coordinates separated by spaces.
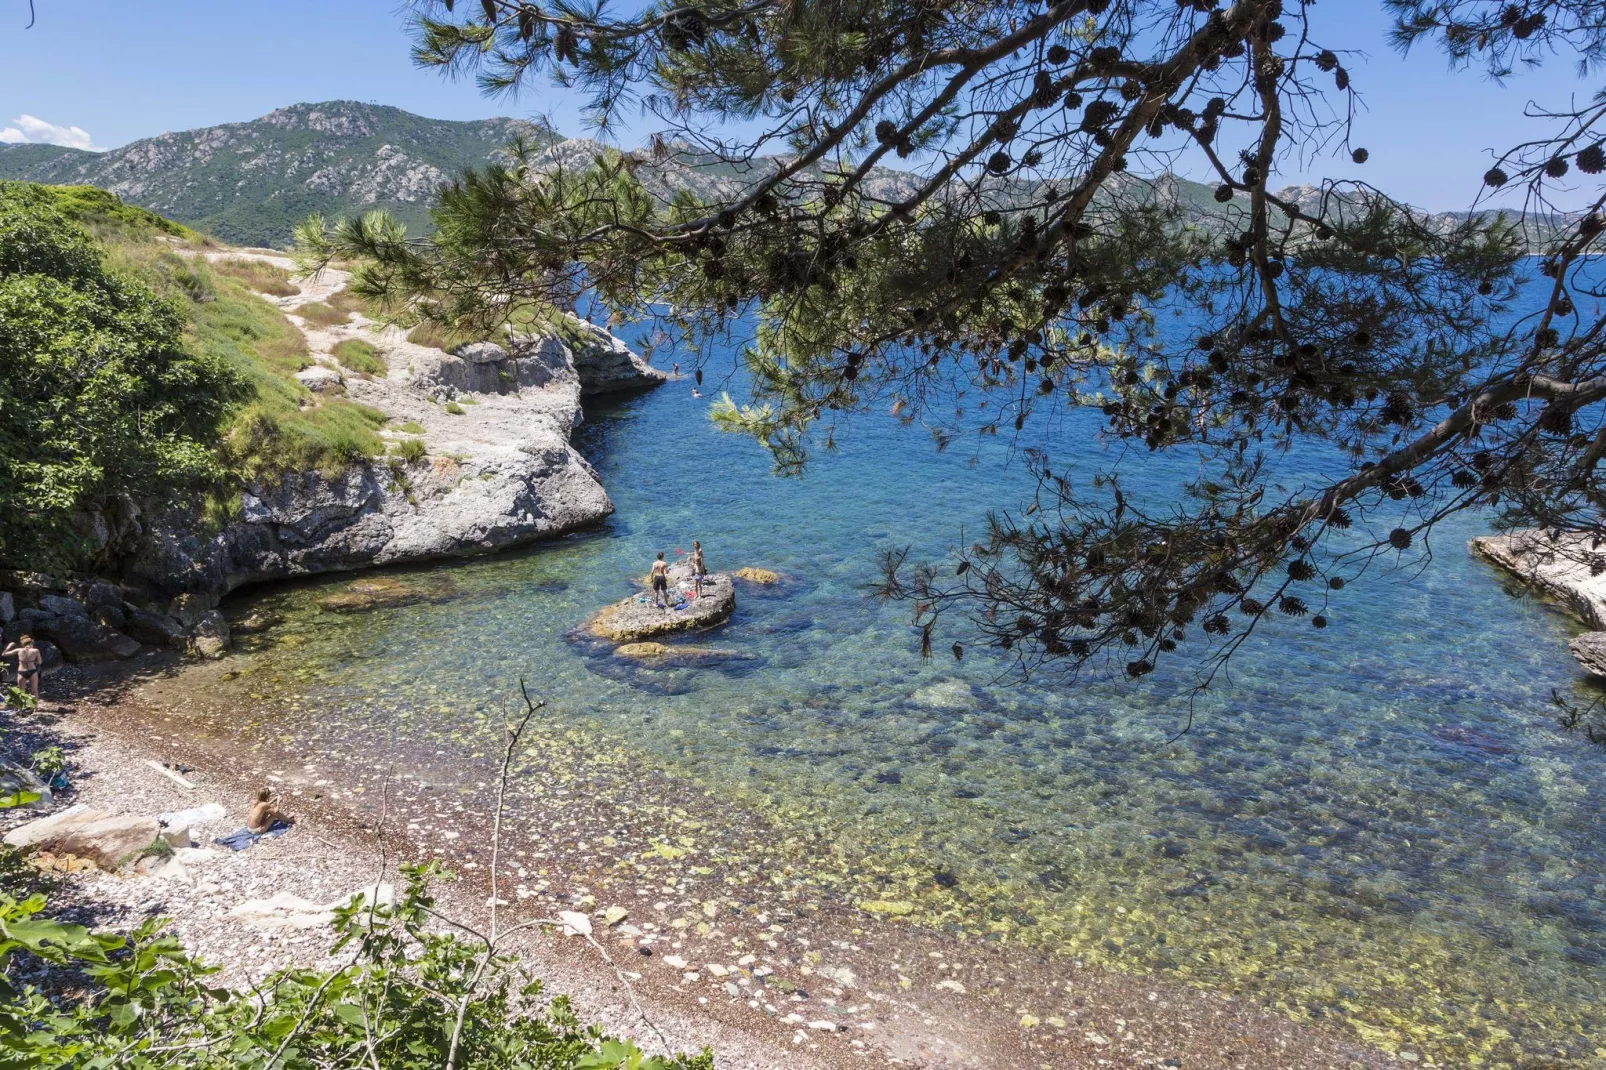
xmin=0 ymin=114 xmax=99 ymax=151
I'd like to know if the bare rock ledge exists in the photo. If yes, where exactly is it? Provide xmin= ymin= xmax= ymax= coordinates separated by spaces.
xmin=1471 ymin=530 xmax=1606 ymax=676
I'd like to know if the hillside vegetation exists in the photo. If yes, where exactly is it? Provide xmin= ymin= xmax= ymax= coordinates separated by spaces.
xmin=0 ymin=182 xmax=384 ymax=573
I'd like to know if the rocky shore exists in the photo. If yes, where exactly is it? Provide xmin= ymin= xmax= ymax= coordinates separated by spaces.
xmin=0 ymin=665 xmax=1400 ymax=1070
xmin=1 ymin=253 xmax=663 ymax=675
xmin=1469 ymin=530 xmax=1606 ymax=676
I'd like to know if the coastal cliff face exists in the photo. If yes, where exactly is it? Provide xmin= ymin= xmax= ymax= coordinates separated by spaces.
xmin=1 ymin=254 xmax=663 ymax=665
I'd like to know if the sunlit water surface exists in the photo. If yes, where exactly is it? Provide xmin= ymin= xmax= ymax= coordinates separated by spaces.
xmin=203 ymin=292 xmax=1605 ymax=1065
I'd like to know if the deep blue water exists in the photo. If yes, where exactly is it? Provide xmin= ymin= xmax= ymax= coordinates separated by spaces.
xmin=208 ymin=279 xmax=1606 ymax=1064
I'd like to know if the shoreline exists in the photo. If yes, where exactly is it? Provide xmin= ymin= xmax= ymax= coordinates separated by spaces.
xmin=1 ymin=653 xmax=1398 ymax=1070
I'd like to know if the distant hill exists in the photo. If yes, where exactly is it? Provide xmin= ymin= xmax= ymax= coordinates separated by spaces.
xmin=0 ymin=102 xmax=557 ymax=247
xmin=0 ymin=99 xmax=1560 ymax=249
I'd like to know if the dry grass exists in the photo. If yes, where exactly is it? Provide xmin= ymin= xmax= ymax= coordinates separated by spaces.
xmin=331 ymin=338 xmax=386 ymax=377
xmin=295 ymin=301 xmax=353 ymax=328
xmin=210 ymin=258 xmax=300 ymax=297
xmin=406 ymin=320 xmax=482 ymax=352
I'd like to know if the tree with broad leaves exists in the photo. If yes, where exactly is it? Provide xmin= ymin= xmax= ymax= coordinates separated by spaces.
xmin=302 ymin=0 xmax=1606 ymax=687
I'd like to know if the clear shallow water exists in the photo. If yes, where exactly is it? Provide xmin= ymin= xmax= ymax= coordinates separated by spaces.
xmin=207 ymin=311 xmax=1606 ymax=1064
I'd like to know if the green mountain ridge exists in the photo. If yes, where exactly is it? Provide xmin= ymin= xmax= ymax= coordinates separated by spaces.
xmin=0 ymin=101 xmax=558 ymax=247
xmin=0 ymin=99 xmax=1558 ymax=249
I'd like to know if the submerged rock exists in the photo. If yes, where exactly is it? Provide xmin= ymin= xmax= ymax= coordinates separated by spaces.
xmin=587 ymin=567 xmax=735 ymax=643
xmin=732 ymin=567 xmax=782 ymax=585
xmin=317 ymin=576 xmax=428 ymax=613
xmin=188 ymin=611 xmax=231 ymax=659
xmin=615 ymin=641 xmax=755 ymax=662
xmin=911 ymin=678 xmax=977 ymax=710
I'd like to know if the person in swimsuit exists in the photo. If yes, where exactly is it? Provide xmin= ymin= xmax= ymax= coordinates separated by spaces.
xmin=650 ymin=551 xmax=671 ymax=609
xmin=247 ymin=787 xmax=296 ymax=834
xmin=689 ymin=540 xmax=707 ymax=596
xmin=3 ymin=635 xmax=42 ymax=701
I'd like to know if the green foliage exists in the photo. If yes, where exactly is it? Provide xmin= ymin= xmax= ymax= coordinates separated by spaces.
xmin=0 ymin=182 xmax=390 ymax=571
xmin=444 ymin=401 xmax=466 ymax=415
xmin=397 ymin=420 xmax=426 ymax=434
xmin=392 ymin=437 xmax=428 ymax=463
xmin=0 ymin=866 xmax=713 ymax=1070
xmin=0 ymin=183 xmax=235 ymax=571
xmin=5 ymin=688 xmax=38 ymax=711
xmin=27 ymin=748 xmax=64 ymax=779
xmin=23 ymin=183 xmax=197 ymax=243
xmin=331 ymin=338 xmax=386 ymax=376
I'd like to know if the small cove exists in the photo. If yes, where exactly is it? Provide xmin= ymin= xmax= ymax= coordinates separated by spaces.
xmin=157 ymin=289 xmax=1606 ymax=1065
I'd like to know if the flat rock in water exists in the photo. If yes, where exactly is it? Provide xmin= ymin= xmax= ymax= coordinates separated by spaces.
xmin=587 ymin=566 xmax=735 ymax=643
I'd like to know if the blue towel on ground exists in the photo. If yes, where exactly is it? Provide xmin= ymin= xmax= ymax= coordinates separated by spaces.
xmin=213 ymin=820 xmax=292 ymax=851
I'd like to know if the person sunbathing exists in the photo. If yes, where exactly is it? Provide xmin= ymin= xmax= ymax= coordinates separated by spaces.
xmin=247 ymin=788 xmax=296 ymax=834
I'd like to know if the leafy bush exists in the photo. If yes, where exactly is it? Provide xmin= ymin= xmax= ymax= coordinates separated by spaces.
xmin=0 ymin=865 xmax=712 ymax=1070
xmin=397 ymin=420 xmax=426 ymax=434
xmin=444 ymin=401 xmax=466 ymax=415
xmin=332 ymin=338 xmax=386 ymax=376
xmin=392 ymin=437 xmax=428 ymax=463
xmin=0 ymin=183 xmax=236 ymax=571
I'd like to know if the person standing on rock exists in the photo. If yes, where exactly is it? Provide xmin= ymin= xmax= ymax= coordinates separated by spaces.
xmin=690 ymin=540 xmax=707 ymax=597
xmin=2 ymin=635 xmax=41 ymax=701
xmin=651 ymin=552 xmax=671 ymax=610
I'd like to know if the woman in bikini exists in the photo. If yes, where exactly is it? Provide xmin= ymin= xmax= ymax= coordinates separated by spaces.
xmin=650 ymin=552 xmax=671 ymax=609
xmin=689 ymin=541 xmax=707 ymax=596
xmin=3 ymin=635 xmax=42 ymax=700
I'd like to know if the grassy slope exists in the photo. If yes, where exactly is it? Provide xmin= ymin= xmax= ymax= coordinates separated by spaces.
xmin=37 ymin=184 xmax=386 ymax=495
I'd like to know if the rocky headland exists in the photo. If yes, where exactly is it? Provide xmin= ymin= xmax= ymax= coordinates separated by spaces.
xmin=0 ymin=252 xmax=664 ymax=673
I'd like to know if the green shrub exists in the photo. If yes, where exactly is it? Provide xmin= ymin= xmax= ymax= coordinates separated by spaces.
xmin=445 ymin=401 xmax=466 ymax=415
xmin=0 ymin=183 xmax=236 ymax=571
xmin=397 ymin=420 xmax=426 ymax=434
xmin=392 ymin=437 xmax=427 ymax=463
xmin=332 ymin=338 xmax=386 ymax=376
xmin=0 ymin=865 xmax=714 ymax=1070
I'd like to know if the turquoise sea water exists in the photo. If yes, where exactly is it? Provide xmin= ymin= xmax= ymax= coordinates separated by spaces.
xmin=207 ymin=296 xmax=1606 ymax=1064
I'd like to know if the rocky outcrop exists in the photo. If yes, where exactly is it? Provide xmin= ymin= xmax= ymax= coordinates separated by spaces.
xmin=1470 ymin=531 xmax=1606 ymax=629
xmin=1471 ymin=530 xmax=1606 ymax=677
xmin=587 ymin=566 xmax=735 ymax=642
xmin=112 ymin=257 xmax=660 ymax=616
xmin=1568 ymin=632 xmax=1606 ymax=677
xmin=558 ymin=318 xmax=669 ymax=396
xmin=2 ymin=255 xmax=663 ymax=659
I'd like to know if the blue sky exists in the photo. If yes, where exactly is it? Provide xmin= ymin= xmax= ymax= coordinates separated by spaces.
xmin=0 ymin=0 xmax=1595 ymax=210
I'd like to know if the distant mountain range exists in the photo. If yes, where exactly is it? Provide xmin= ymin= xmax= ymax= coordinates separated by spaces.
xmin=0 ymin=99 xmax=1558 ymax=248
xmin=0 ymin=102 xmax=557 ymax=247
